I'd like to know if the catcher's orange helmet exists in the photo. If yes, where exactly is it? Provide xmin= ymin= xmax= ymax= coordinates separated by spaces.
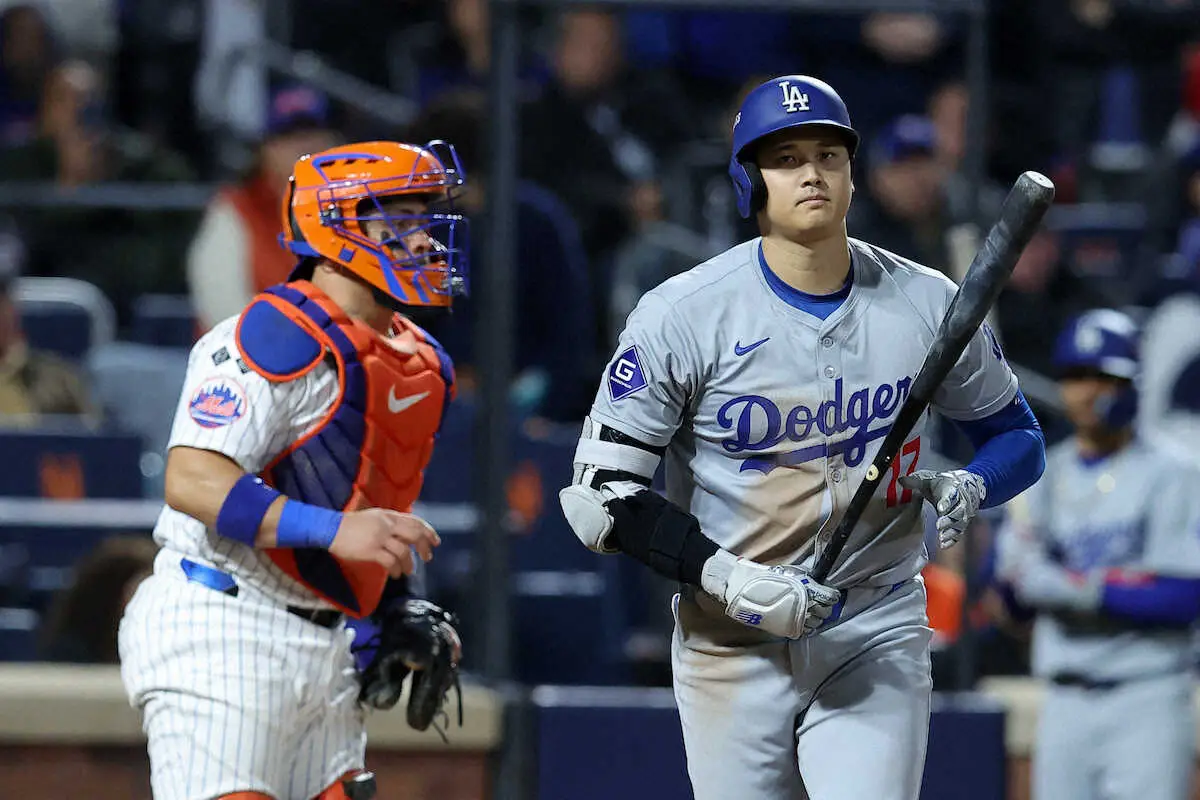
xmin=280 ymin=140 xmax=468 ymax=308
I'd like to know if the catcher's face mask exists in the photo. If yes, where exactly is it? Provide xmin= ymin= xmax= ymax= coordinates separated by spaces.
xmin=282 ymin=140 xmax=469 ymax=308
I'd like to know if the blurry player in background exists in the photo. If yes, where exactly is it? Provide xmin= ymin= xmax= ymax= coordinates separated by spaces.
xmin=996 ymin=309 xmax=1200 ymax=800
xmin=119 ymin=140 xmax=466 ymax=800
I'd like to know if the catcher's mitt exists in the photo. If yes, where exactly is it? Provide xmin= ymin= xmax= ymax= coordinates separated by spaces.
xmin=355 ymin=598 xmax=463 ymax=738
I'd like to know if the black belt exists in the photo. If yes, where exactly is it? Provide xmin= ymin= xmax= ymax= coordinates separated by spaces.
xmin=180 ymin=558 xmax=344 ymax=630
xmin=1050 ymin=673 xmax=1123 ymax=691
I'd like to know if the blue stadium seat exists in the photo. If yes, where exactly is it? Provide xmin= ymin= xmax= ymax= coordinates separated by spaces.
xmin=0 ymin=607 xmax=39 ymax=662
xmin=1045 ymin=202 xmax=1146 ymax=285
xmin=0 ymin=427 xmax=144 ymax=498
xmin=131 ymin=294 xmax=197 ymax=349
xmin=14 ymin=277 xmax=115 ymax=362
xmin=87 ymin=342 xmax=189 ymax=497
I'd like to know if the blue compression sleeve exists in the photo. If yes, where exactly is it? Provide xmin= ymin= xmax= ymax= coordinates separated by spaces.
xmin=953 ymin=392 xmax=1046 ymax=508
xmin=1101 ymin=574 xmax=1200 ymax=627
xmin=215 ymin=475 xmax=282 ymax=547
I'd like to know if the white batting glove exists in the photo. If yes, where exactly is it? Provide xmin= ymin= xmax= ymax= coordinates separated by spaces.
xmin=898 ymin=469 xmax=986 ymax=550
xmin=721 ymin=559 xmax=841 ymax=638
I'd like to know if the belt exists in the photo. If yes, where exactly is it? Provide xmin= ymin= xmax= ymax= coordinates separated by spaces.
xmin=180 ymin=558 xmax=344 ymax=630
xmin=1050 ymin=673 xmax=1123 ymax=691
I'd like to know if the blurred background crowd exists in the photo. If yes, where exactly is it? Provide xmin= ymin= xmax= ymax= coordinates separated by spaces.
xmin=1 ymin=0 xmax=1200 ymax=693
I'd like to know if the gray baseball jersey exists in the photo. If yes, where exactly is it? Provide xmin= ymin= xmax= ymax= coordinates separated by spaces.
xmin=998 ymin=437 xmax=1200 ymax=681
xmin=586 ymin=236 xmax=1017 ymax=800
xmin=996 ymin=438 xmax=1200 ymax=800
xmin=590 ymin=237 xmax=1017 ymax=587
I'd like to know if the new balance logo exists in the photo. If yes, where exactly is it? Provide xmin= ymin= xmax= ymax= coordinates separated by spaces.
xmin=733 ymin=610 xmax=764 ymax=626
xmin=779 ymin=81 xmax=810 ymax=113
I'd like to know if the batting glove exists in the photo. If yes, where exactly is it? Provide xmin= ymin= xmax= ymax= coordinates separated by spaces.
xmin=898 ymin=469 xmax=986 ymax=550
xmin=722 ymin=560 xmax=841 ymax=638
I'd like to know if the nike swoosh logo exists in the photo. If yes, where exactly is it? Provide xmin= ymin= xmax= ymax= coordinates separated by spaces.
xmin=387 ymin=388 xmax=430 ymax=413
xmin=734 ymin=337 xmax=770 ymax=357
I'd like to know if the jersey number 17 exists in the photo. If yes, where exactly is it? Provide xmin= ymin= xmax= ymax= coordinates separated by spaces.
xmin=885 ymin=437 xmax=922 ymax=508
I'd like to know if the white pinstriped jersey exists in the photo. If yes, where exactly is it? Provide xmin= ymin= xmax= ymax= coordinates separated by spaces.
xmin=591 ymin=237 xmax=1017 ymax=588
xmin=155 ymin=315 xmax=339 ymax=609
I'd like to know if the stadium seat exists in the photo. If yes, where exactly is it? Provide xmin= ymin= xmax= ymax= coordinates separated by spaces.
xmin=86 ymin=342 xmax=189 ymax=497
xmin=14 ymin=277 xmax=116 ymax=362
xmin=0 ymin=427 xmax=144 ymax=499
xmin=0 ymin=607 xmax=39 ymax=662
xmin=130 ymin=294 xmax=197 ymax=349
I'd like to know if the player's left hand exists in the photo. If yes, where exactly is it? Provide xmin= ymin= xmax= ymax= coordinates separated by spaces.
xmin=356 ymin=599 xmax=463 ymax=738
xmin=898 ymin=469 xmax=986 ymax=550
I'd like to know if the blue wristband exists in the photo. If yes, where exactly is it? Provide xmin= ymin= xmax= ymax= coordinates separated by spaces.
xmin=276 ymin=500 xmax=343 ymax=549
xmin=215 ymin=474 xmax=282 ymax=547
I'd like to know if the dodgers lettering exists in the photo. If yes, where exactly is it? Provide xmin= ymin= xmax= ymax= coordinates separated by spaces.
xmin=718 ymin=376 xmax=911 ymax=473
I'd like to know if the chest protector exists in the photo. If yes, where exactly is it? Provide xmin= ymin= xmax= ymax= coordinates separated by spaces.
xmin=235 ymin=281 xmax=455 ymax=617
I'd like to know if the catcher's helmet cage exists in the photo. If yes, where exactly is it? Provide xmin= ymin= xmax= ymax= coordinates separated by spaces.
xmin=281 ymin=140 xmax=469 ymax=308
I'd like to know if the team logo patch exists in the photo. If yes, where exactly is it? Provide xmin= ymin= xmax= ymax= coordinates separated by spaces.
xmin=608 ymin=346 xmax=648 ymax=401
xmin=188 ymin=377 xmax=247 ymax=429
xmin=779 ymin=80 xmax=810 ymax=113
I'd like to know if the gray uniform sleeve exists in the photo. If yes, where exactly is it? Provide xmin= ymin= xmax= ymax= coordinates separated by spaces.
xmin=996 ymin=486 xmax=1100 ymax=612
xmin=1141 ymin=459 xmax=1200 ymax=577
xmin=588 ymin=292 xmax=700 ymax=447
xmin=933 ymin=320 xmax=1019 ymax=421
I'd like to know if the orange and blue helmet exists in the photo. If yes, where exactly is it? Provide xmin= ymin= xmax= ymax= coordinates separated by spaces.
xmin=280 ymin=140 xmax=468 ymax=308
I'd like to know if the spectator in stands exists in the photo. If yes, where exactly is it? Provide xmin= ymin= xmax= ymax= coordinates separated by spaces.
xmin=392 ymin=0 xmax=548 ymax=107
xmin=993 ymin=228 xmax=1108 ymax=382
xmin=1174 ymin=144 xmax=1200 ymax=271
xmin=848 ymin=115 xmax=951 ymax=272
xmin=927 ymin=78 xmax=1006 ymax=233
xmin=519 ymin=7 xmax=694 ymax=276
xmin=187 ymin=83 xmax=339 ymax=331
xmin=0 ymin=60 xmax=198 ymax=329
xmin=37 ymin=535 xmax=157 ymax=664
xmin=1037 ymin=0 xmax=1199 ymax=202
xmin=0 ymin=4 xmax=58 ymax=149
xmin=0 ymin=224 xmax=94 ymax=422
xmin=405 ymin=91 xmax=597 ymax=422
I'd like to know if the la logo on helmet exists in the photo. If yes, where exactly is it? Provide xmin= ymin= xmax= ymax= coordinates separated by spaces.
xmin=779 ymin=81 xmax=811 ymax=114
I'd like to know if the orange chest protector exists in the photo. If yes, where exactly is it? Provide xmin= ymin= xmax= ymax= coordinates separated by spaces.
xmin=235 ymin=280 xmax=455 ymax=616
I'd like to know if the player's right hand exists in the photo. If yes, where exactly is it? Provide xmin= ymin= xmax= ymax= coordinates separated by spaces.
xmin=329 ymin=509 xmax=442 ymax=578
xmin=722 ymin=560 xmax=842 ymax=639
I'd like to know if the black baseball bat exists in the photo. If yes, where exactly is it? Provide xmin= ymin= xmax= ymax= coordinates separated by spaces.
xmin=809 ymin=170 xmax=1056 ymax=583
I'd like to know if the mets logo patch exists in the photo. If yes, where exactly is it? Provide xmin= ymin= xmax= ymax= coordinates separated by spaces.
xmin=188 ymin=377 xmax=247 ymax=429
xmin=608 ymin=345 xmax=648 ymax=401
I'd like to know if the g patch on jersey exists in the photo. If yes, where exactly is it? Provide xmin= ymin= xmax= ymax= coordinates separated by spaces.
xmin=609 ymin=345 xmax=648 ymax=401
xmin=188 ymin=377 xmax=247 ymax=429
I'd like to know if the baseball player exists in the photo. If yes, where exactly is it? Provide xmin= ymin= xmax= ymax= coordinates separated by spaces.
xmin=118 ymin=140 xmax=466 ymax=800
xmin=558 ymin=74 xmax=1047 ymax=800
xmin=994 ymin=310 xmax=1200 ymax=800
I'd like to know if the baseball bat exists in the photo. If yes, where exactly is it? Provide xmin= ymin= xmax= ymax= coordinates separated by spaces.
xmin=808 ymin=170 xmax=1056 ymax=583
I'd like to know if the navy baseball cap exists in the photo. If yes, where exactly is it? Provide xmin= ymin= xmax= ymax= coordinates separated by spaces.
xmin=870 ymin=115 xmax=937 ymax=166
xmin=266 ymin=83 xmax=329 ymax=137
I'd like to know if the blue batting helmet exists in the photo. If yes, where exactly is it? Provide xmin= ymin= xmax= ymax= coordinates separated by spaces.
xmin=728 ymin=75 xmax=859 ymax=219
xmin=1053 ymin=309 xmax=1140 ymax=428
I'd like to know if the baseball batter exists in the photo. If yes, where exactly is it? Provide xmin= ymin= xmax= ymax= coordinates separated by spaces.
xmin=995 ymin=310 xmax=1200 ymax=800
xmin=118 ymin=140 xmax=466 ymax=800
xmin=558 ymin=75 xmax=1048 ymax=800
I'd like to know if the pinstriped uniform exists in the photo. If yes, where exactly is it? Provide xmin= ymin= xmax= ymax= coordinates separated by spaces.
xmin=118 ymin=315 xmax=366 ymax=800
